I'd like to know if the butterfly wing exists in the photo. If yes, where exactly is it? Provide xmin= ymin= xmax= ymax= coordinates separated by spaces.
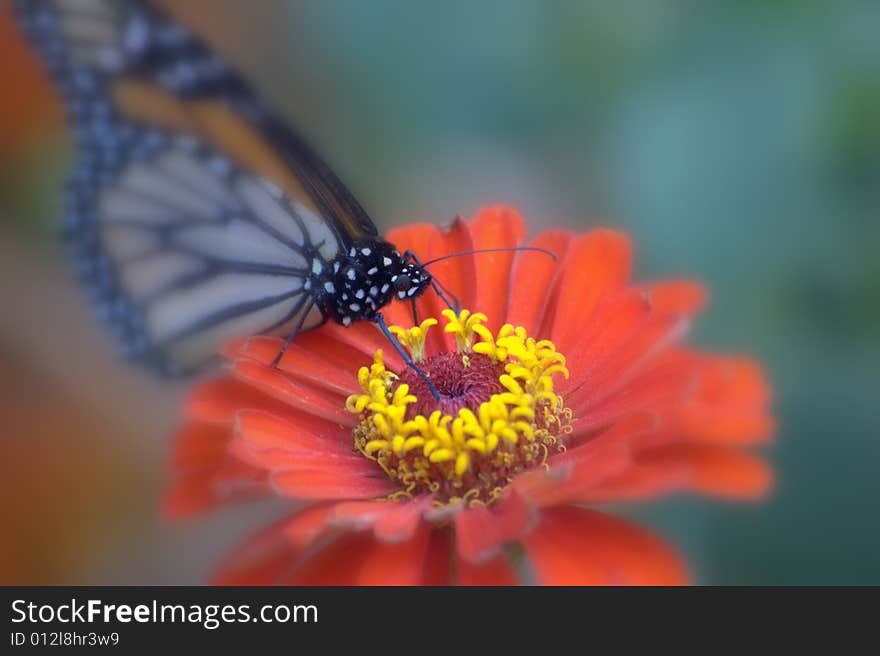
xmin=15 ymin=0 xmax=374 ymax=374
xmin=89 ymin=139 xmax=336 ymax=374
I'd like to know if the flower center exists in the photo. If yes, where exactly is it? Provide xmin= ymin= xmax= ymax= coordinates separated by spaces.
xmin=345 ymin=310 xmax=573 ymax=506
xmin=398 ymin=351 xmax=506 ymax=417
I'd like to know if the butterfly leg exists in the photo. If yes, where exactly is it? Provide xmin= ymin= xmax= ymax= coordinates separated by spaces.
xmin=410 ymin=297 xmax=419 ymax=325
xmin=374 ymin=313 xmax=441 ymax=401
xmin=430 ymin=277 xmax=461 ymax=314
xmin=270 ymin=300 xmax=316 ymax=368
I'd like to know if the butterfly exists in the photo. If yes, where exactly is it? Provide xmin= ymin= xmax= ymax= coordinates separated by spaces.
xmin=15 ymin=0 xmax=550 ymax=394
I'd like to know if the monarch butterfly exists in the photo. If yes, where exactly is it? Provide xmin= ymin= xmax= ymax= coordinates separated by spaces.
xmin=14 ymin=0 xmax=548 ymax=393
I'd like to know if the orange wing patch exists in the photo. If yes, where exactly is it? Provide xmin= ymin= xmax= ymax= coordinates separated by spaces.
xmin=112 ymin=80 xmax=321 ymax=217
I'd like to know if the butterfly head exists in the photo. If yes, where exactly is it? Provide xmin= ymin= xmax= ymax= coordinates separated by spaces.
xmin=322 ymin=243 xmax=431 ymax=326
xmin=392 ymin=259 xmax=431 ymax=302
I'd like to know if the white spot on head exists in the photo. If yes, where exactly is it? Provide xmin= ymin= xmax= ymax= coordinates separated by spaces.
xmin=361 ymin=248 xmax=371 ymax=256
xmin=304 ymin=280 xmax=312 ymax=290
xmin=381 ymin=283 xmax=390 ymax=293
xmin=370 ymin=286 xmax=379 ymax=296
xmin=349 ymin=247 xmax=357 ymax=257
xmin=324 ymin=281 xmax=335 ymax=293
xmin=355 ymin=289 xmax=365 ymax=299
xmin=367 ymin=267 xmax=378 ymax=275
xmin=346 ymin=269 xmax=357 ymax=281
xmin=349 ymin=303 xmax=361 ymax=312
xmin=333 ymin=262 xmax=341 ymax=273
xmin=383 ymin=257 xmax=392 ymax=267
xmin=342 ymin=316 xmax=352 ymax=326
xmin=312 ymin=259 xmax=322 ymax=275
xmin=407 ymin=287 xmax=418 ymax=296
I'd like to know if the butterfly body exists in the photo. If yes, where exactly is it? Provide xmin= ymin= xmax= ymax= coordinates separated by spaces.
xmin=314 ymin=242 xmax=430 ymax=328
xmin=16 ymin=0 xmax=434 ymax=375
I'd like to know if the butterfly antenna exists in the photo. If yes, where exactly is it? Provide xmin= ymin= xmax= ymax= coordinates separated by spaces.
xmin=421 ymin=246 xmax=557 ymax=267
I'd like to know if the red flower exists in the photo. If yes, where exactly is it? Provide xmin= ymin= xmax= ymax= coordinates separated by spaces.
xmin=166 ymin=207 xmax=774 ymax=585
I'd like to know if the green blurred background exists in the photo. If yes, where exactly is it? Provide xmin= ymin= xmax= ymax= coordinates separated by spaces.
xmin=0 ymin=0 xmax=877 ymax=584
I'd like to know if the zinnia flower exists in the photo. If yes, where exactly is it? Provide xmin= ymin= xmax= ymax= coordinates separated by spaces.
xmin=165 ymin=206 xmax=774 ymax=585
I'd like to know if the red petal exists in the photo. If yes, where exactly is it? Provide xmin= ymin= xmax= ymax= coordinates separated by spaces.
xmin=456 ymin=552 xmax=519 ymax=585
xmin=694 ymin=356 xmax=771 ymax=404
xmin=385 ymin=222 xmax=439 ymax=256
xmin=506 ymin=230 xmax=573 ymax=333
xmin=234 ymin=335 xmax=363 ymax=396
xmin=232 ymin=443 xmax=380 ymax=477
xmin=640 ymin=280 xmax=708 ymax=316
xmin=455 ymin=489 xmax=535 ymax=563
xmin=639 ymin=444 xmax=773 ymax=500
xmin=522 ymin=506 xmax=689 ymax=585
xmin=515 ymin=443 xmax=631 ymax=507
xmin=569 ymin=349 xmax=696 ymax=435
xmin=422 ymin=529 xmax=454 ymax=585
xmin=547 ymin=229 xmax=633 ymax=353
xmin=169 ymin=422 xmax=232 ymax=471
xmin=281 ymin=503 xmax=338 ymax=547
xmin=233 ymin=410 xmax=363 ymax=462
xmin=215 ymin=508 xmax=432 ymax=585
xmin=561 ymin=288 xmax=656 ymax=404
xmin=328 ymin=500 xmax=396 ymax=529
xmin=164 ymin=422 xmax=268 ymax=519
xmin=163 ymin=469 xmax=266 ymax=519
xmin=212 ymin=514 xmax=303 ymax=585
xmin=468 ymin=205 xmax=527 ymax=331
xmin=271 ymin=468 xmax=397 ymax=500
xmin=668 ymin=355 xmax=774 ymax=446
xmin=187 ymin=377 xmax=352 ymax=448
xmin=318 ymin=321 xmax=404 ymax=372
xmin=416 ymin=218 xmax=478 ymax=352
xmin=372 ymin=497 xmax=431 ymax=542
xmin=325 ymin=499 xmax=430 ymax=543
xmin=231 ymin=359 xmax=355 ymax=426
xmin=355 ymin=524 xmax=433 ymax=585
xmin=185 ymin=376 xmax=329 ymax=427
xmin=560 ymin=410 xmax=659 ymax=458
xmin=289 ymin=532 xmax=376 ymax=585
xmin=564 ymin=309 xmax=689 ymax=413
xmin=578 ymin=464 xmax=690 ymax=503
xmin=288 ymin=527 xmax=439 ymax=585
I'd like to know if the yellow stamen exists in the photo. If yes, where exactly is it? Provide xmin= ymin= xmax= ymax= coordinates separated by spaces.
xmin=389 ymin=318 xmax=438 ymax=362
xmin=347 ymin=309 xmax=572 ymax=505
xmin=442 ymin=309 xmax=488 ymax=352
